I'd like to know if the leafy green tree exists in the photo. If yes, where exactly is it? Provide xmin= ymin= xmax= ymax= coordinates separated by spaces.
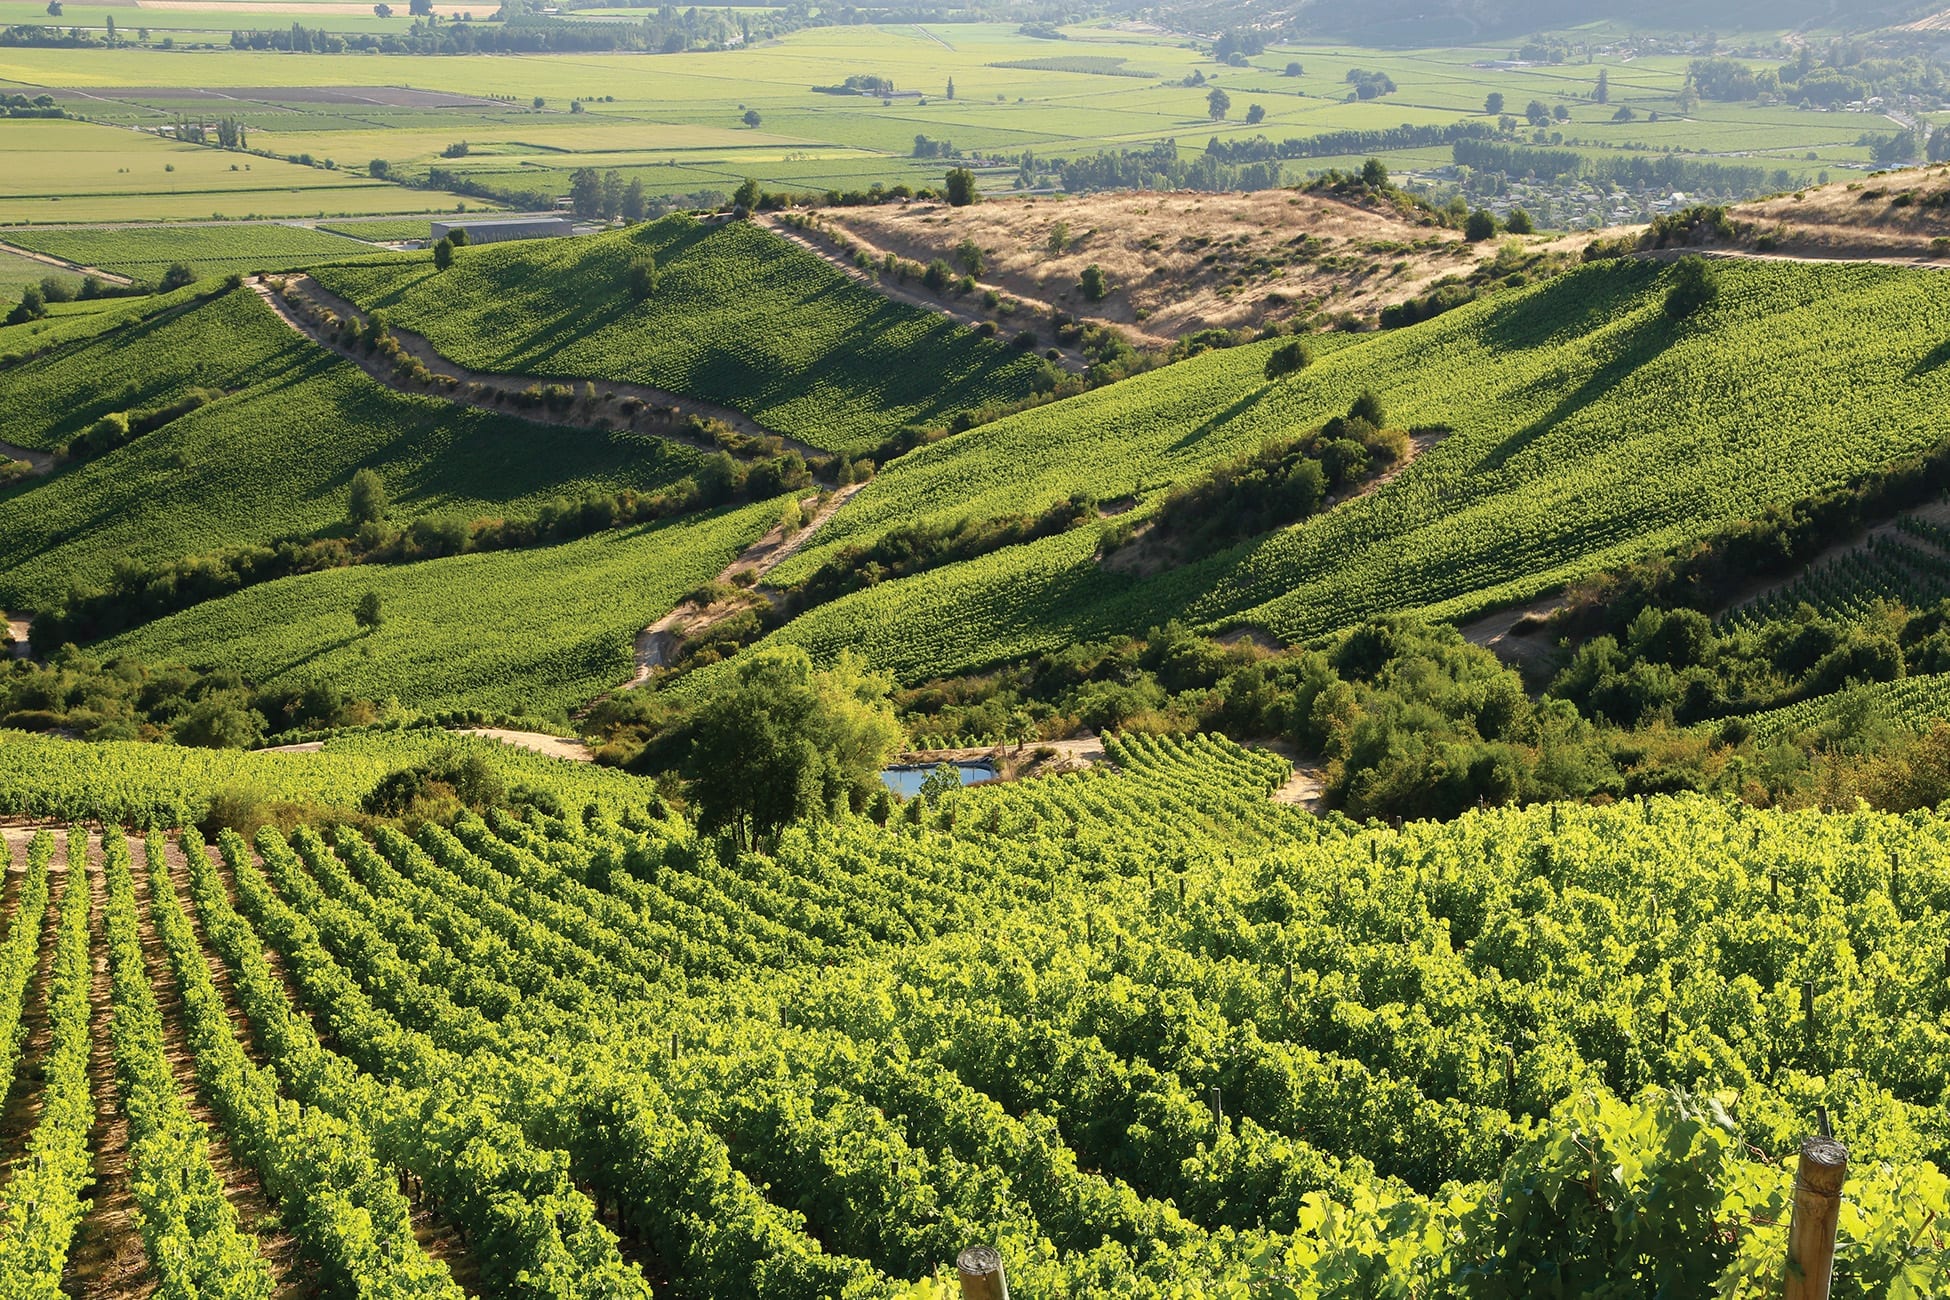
xmin=5 ymin=286 xmax=46 ymax=326
xmin=354 ymin=592 xmax=384 ymax=633
xmin=348 ymin=468 xmax=388 ymax=525
xmin=446 ymin=226 xmax=468 ymax=247
xmin=1078 ymin=264 xmax=1108 ymax=301
xmin=1283 ymin=61 xmax=1303 ymax=76
xmin=954 ymin=237 xmax=984 ymax=275
xmin=625 ymin=255 xmax=658 ymax=299
xmin=1361 ymin=157 xmax=1389 ymax=188
xmin=742 ymin=108 xmax=761 ymax=128
xmin=1245 ymin=103 xmax=1265 ymax=125
xmin=600 ymin=169 xmax=624 ymax=219
xmin=1464 ymin=209 xmax=1498 ymax=241
xmin=368 ymin=157 xmax=391 ymax=178
xmin=1504 ymin=208 xmax=1536 ymax=235
xmin=1485 ymin=92 xmax=1504 ymax=114
xmin=944 ymin=167 xmax=977 ymax=206
xmin=945 ymin=77 xmax=955 ymax=99
xmin=685 ymin=646 xmax=901 ymax=850
xmin=1264 ymin=339 xmax=1312 ymax=380
xmin=158 ymin=263 xmax=195 ymax=292
xmin=1348 ymin=389 xmax=1385 ymax=426
xmin=922 ymin=259 xmax=953 ymax=292
xmin=569 ymin=167 xmax=602 ymax=219
xmin=1595 ymin=68 xmax=1609 ymax=103
xmin=1207 ymin=87 xmax=1231 ymax=121
xmin=621 ymin=176 xmax=646 ymax=222
xmin=1525 ymin=99 xmax=1550 ymax=126
xmin=732 ymin=176 xmax=761 ymax=211
xmin=432 ymin=237 xmax=454 ymax=270
xmin=915 ymin=764 xmax=962 ymax=803
xmin=1664 ymin=255 xmax=1719 ymax=320
xmin=172 ymin=697 xmax=265 ymax=750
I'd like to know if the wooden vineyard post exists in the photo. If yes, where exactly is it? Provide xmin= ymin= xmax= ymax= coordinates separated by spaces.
xmin=1782 ymin=1136 xmax=1847 ymax=1300
xmin=957 ymin=1245 xmax=1009 ymax=1300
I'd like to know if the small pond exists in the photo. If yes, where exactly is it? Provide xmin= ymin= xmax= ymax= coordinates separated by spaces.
xmin=880 ymin=762 xmax=997 ymax=797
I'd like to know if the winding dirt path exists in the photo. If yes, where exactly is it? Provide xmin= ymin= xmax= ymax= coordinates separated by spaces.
xmin=254 ymin=275 xmax=829 ymax=462
xmin=762 ymin=214 xmax=1091 ymax=374
xmin=0 ymin=440 xmax=54 ymax=477
xmin=630 ymin=481 xmax=866 ymax=684
xmin=458 ymin=727 xmax=594 ymax=763
xmin=0 ymin=240 xmax=135 ymax=287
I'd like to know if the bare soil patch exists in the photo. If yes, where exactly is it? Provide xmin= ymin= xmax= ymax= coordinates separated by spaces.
xmin=818 ymin=189 xmax=1499 ymax=344
xmin=458 ymin=728 xmax=593 ymax=763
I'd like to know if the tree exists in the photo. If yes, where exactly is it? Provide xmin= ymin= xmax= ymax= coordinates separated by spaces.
xmin=569 ymin=167 xmax=602 ymax=219
xmin=158 ymin=263 xmax=195 ymax=292
xmin=532 ymin=96 xmax=545 ymax=109
xmin=368 ymin=157 xmax=391 ymax=178
xmin=945 ymin=77 xmax=955 ymax=100
xmin=732 ymin=176 xmax=761 ymax=212
xmin=446 ymin=226 xmax=467 ymax=247
xmin=1263 ymin=339 xmax=1312 ymax=380
xmin=1245 ymin=103 xmax=1265 ymax=125
xmin=742 ymin=109 xmax=761 ymax=128
xmin=600 ymin=169 xmax=624 ymax=219
xmin=172 ymin=698 xmax=265 ymax=749
xmin=621 ymin=176 xmax=646 ymax=222
xmin=349 ymin=468 xmax=388 ymax=524
xmin=432 ymin=237 xmax=454 ymax=270
xmin=625 ymin=255 xmax=658 ymax=299
xmin=5 ymin=287 xmax=45 ymax=326
xmin=1664 ymin=255 xmax=1719 ymax=320
xmin=1464 ymin=209 xmax=1498 ymax=241
xmin=944 ymin=167 xmax=977 ymax=206
xmin=1553 ymin=103 xmax=1571 ymax=122
xmin=1283 ymin=61 xmax=1303 ymax=76
xmin=1207 ymin=87 xmax=1231 ymax=121
xmin=1594 ymin=69 xmax=1609 ymax=104
xmin=354 ymin=592 xmax=384 ymax=633
xmin=1485 ymin=92 xmax=1505 ymax=115
xmin=1348 ymin=390 xmax=1385 ymax=427
xmin=408 ymin=0 xmax=432 ymax=13
xmin=954 ymin=237 xmax=983 ymax=275
xmin=1612 ymin=105 xmax=1636 ymax=122
xmin=1504 ymin=208 xmax=1535 ymax=235
xmin=1525 ymin=99 xmax=1549 ymax=127
xmin=1361 ymin=157 xmax=1389 ymax=188
xmin=44 ymin=0 xmax=59 ymax=14
xmin=922 ymin=259 xmax=952 ymax=292
xmin=373 ymin=3 xmax=392 ymax=15
xmin=1079 ymin=264 xmax=1109 ymax=301
xmin=684 ymin=646 xmax=901 ymax=851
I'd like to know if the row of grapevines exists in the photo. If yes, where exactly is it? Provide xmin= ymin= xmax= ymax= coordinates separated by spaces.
xmin=143 ymin=829 xmax=463 ymax=1298
xmin=0 ymin=833 xmax=93 ymax=1295
xmin=105 ymin=831 xmax=275 ymax=1297
xmin=0 ymin=831 xmax=54 ymax=1108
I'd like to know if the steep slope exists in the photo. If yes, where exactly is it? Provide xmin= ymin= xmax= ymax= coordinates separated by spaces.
xmin=708 ymin=257 xmax=1950 ymax=688
xmin=104 ymin=499 xmax=782 ymax=719
xmin=312 ymin=215 xmax=1051 ymax=457
xmin=0 ymin=287 xmax=705 ymax=609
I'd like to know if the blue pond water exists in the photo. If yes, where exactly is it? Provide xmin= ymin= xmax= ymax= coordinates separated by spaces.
xmin=880 ymin=762 xmax=997 ymax=797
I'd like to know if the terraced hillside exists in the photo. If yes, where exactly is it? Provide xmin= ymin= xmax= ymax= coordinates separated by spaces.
xmin=313 ymin=215 xmax=1053 ymax=457
xmin=0 ymin=737 xmax=1941 ymax=1296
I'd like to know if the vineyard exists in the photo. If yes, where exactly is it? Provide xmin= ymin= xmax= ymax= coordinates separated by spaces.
xmin=3 ymin=224 xmax=389 ymax=282
xmin=311 ymin=215 xmax=1050 ymax=456
xmin=1728 ymin=516 xmax=1950 ymax=629
xmin=0 ymin=734 xmax=1942 ymax=1297
xmin=727 ymin=258 xmax=1950 ymax=691
xmin=0 ymin=286 xmax=707 ymax=611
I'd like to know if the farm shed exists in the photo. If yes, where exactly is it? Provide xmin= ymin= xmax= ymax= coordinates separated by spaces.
xmin=431 ymin=216 xmax=574 ymax=245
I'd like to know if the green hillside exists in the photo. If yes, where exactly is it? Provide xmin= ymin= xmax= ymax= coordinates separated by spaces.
xmin=312 ymin=216 xmax=1050 ymax=456
xmin=0 ymin=287 xmax=706 ymax=609
xmin=732 ymin=259 xmax=1950 ymax=686
xmin=104 ymin=499 xmax=783 ymax=717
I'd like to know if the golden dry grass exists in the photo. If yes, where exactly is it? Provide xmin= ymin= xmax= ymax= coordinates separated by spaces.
xmin=818 ymin=189 xmax=1510 ymax=345
xmin=1732 ymin=164 xmax=1950 ymax=260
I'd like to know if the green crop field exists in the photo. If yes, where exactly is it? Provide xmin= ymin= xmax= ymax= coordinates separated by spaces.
xmin=314 ymin=215 xmax=1049 ymax=455
xmin=0 ymin=286 xmax=708 ymax=607
xmin=0 ymin=740 xmax=1943 ymax=1294
xmin=4 ymin=222 xmax=387 ymax=279
xmin=105 ymin=497 xmax=783 ymax=715
xmin=731 ymin=259 xmax=1950 ymax=687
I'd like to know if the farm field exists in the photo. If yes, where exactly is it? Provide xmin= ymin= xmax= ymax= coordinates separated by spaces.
xmin=313 ymin=214 xmax=1050 ymax=455
xmin=741 ymin=258 xmax=1950 ymax=688
xmin=0 ymin=22 xmax=1902 ymax=231
xmin=104 ymin=496 xmax=784 ymax=716
xmin=0 ymin=285 xmax=710 ymax=608
xmin=0 ymin=739 xmax=1942 ymax=1295
xmin=4 ymin=219 xmax=390 ymax=278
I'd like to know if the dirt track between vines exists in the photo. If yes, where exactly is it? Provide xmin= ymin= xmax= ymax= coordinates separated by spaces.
xmin=250 ymin=276 xmax=824 ymax=461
